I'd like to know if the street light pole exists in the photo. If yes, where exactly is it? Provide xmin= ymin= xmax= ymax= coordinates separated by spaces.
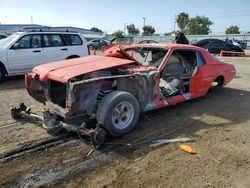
xmin=174 ymin=15 xmax=177 ymax=32
xmin=142 ymin=17 xmax=146 ymax=27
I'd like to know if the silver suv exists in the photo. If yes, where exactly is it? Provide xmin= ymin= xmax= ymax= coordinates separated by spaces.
xmin=0 ymin=31 xmax=88 ymax=82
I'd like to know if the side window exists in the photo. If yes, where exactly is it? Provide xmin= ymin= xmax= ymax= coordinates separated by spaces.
xmin=51 ymin=35 xmax=64 ymax=46
xmin=31 ymin=35 xmax=42 ymax=48
xmin=196 ymin=52 xmax=205 ymax=67
xmin=18 ymin=35 xmax=31 ymax=49
xmin=43 ymin=34 xmax=64 ymax=47
xmin=16 ymin=35 xmax=41 ymax=49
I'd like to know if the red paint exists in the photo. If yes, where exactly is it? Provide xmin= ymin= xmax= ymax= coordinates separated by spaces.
xmin=32 ymin=56 xmax=135 ymax=83
xmin=30 ymin=44 xmax=236 ymax=110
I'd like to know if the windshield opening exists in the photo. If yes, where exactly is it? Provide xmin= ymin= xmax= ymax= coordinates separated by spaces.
xmin=125 ymin=47 xmax=168 ymax=68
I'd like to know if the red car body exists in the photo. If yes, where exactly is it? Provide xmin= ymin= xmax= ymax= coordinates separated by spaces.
xmin=25 ymin=44 xmax=236 ymax=137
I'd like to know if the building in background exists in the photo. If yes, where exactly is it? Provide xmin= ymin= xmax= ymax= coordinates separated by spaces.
xmin=0 ymin=24 xmax=106 ymax=40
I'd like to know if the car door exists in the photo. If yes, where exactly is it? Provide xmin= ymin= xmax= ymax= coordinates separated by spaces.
xmin=7 ymin=34 xmax=44 ymax=74
xmin=190 ymin=51 xmax=209 ymax=98
xmin=159 ymin=50 xmax=194 ymax=105
xmin=43 ymin=34 xmax=68 ymax=63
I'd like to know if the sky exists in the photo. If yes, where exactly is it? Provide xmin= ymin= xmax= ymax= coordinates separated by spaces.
xmin=0 ymin=0 xmax=250 ymax=34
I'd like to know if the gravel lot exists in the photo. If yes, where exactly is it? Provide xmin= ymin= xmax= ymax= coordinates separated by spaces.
xmin=0 ymin=57 xmax=249 ymax=187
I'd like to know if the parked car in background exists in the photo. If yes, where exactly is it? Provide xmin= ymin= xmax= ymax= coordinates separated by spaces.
xmin=192 ymin=38 xmax=244 ymax=54
xmin=137 ymin=40 xmax=159 ymax=44
xmin=227 ymin=38 xmax=247 ymax=49
xmin=0 ymin=31 xmax=88 ymax=82
xmin=87 ymin=39 xmax=111 ymax=50
xmin=110 ymin=37 xmax=133 ymax=46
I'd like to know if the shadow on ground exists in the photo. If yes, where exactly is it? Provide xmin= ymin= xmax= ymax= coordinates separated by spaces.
xmin=104 ymin=87 xmax=250 ymax=158
xmin=0 ymin=76 xmax=24 ymax=90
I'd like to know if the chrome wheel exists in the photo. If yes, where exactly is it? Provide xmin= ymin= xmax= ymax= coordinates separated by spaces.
xmin=96 ymin=91 xmax=139 ymax=137
xmin=111 ymin=102 xmax=134 ymax=130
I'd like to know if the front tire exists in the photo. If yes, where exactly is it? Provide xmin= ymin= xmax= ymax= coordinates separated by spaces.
xmin=96 ymin=91 xmax=139 ymax=137
xmin=0 ymin=66 xmax=6 ymax=82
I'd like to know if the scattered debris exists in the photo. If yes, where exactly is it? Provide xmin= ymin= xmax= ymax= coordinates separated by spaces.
xmin=179 ymin=144 xmax=197 ymax=155
xmin=149 ymin=137 xmax=193 ymax=147
xmin=85 ymin=146 xmax=100 ymax=158
xmin=62 ymin=157 xmax=81 ymax=164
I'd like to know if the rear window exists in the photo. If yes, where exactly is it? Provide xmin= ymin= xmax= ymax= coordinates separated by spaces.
xmin=63 ymin=34 xmax=83 ymax=46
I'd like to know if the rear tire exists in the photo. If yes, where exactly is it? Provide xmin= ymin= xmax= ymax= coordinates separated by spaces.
xmin=96 ymin=91 xmax=139 ymax=137
xmin=209 ymin=76 xmax=224 ymax=92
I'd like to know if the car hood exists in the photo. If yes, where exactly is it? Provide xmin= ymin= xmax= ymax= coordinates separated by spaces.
xmin=32 ymin=55 xmax=136 ymax=83
xmin=0 ymin=49 xmax=7 ymax=57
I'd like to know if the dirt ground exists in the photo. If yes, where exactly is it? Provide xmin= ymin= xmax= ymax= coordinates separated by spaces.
xmin=0 ymin=57 xmax=250 ymax=188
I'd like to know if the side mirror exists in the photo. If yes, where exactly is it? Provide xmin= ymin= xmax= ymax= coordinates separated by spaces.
xmin=12 ymin=43 xmax=20 ymax=49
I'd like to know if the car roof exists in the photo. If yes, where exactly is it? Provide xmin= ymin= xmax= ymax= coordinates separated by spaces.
xmin=16 ymin=31 xmax=80 ymax=35
xmin=198 ymin=38 xmax=224 ymax=42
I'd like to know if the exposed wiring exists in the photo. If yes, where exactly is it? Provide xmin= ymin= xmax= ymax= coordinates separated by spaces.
xmin=102 ymin=126 xmax=184 ymax=147
xmin=76 ymin=128 xmax=91 ymax=144
xmin=76 ymin=124 xmax=186 ymax=160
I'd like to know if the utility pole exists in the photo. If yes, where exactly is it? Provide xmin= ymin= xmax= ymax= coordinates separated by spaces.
xmin=173 ymin=15 xmax=177 ymax=32
xmin=142 ymin=17 xmax=146 ymax=27
xmin=124 ymin=23 xmax=127 ymax=36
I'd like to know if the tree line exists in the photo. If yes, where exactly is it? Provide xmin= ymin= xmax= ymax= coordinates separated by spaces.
xmin=91 ymin=12 xmax=241 ymax=38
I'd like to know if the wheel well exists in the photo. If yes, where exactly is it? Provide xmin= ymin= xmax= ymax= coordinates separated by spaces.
xmin=214 ymin=75 xmax=224 ymax=87
xmin=0 ymin=62 xmax=8 ymax=75
xmin=66 ymin=55 xmax=80 ymax=60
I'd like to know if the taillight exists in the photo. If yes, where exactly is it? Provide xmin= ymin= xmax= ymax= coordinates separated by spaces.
xmin=24 ymin=74 xmax=32 ymax=89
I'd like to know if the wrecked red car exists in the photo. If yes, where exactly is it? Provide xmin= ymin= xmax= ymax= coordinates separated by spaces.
xmin=12 ymin=44 xmax=236 ymax=145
